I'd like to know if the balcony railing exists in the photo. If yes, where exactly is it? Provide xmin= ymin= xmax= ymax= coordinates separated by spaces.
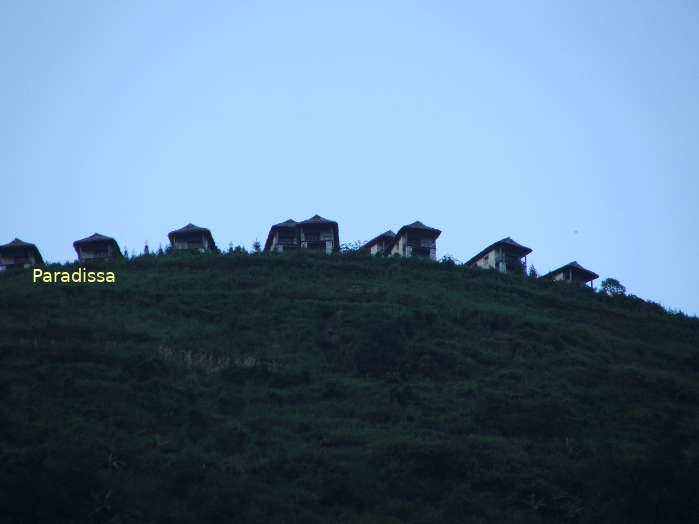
xmin=407 ymin=240 xmax=435 ymax=249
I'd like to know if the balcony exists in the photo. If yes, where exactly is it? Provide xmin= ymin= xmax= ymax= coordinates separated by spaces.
xmin=410 ymin=247 xmax=432 ymax=258
xmin=407 ymin=239 xmax=435 ymax=249
xmin=496 ymin=255 xmax=525 ymax=274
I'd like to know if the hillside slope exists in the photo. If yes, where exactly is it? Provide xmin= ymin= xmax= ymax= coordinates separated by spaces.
xmin=1 ymin=252 xmax=698 ymax=523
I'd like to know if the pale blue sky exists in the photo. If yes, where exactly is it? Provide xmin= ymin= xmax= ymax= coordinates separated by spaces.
xmin=2 ymin=1 xmax=698 ymax=315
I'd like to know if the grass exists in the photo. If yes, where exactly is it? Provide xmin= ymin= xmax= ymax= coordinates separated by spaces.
xmin=1 ymin=251 xmax=698 ymax=523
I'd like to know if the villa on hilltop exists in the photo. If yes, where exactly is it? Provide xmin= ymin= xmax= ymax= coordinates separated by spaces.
xmin=168 ymin=223 xmax=217 ymax=253
xmin=384 ymin=221 xmax=441 ymax=260
xmin=361 ymin=230 xmax=396 ymax=256
xmin=73 ymin=233 xmax=123 ymax=260
xmin=542 ymin=261 xmax=599 ymax=287
xmin=2 ymin=221 xmax=609 ymax=293
xmin=466 ymin=237 xmax=532 ymax=274
xmin=0 ymin=238 xmax=44 ymax=271
xmin=264 ymin=215 xmax=339 ymax=254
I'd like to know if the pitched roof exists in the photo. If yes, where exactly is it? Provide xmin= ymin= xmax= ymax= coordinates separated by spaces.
xmin=167 ymin=223 xmax=216 ymax=250
xmin=273 ymin=219 xmax=298 ymax=228
xmin=0 ymin=238 xmax=44 ymax=264
xmin=299 ymin=214 xmax=337 ymax=225
xmin=541 ymin=261 xmax=599 ymax=282
xmin=384 ymin=221 xmax=441 ymax=254
xmin=169 ymin=223 xmax=209 ymax=235
xmin=0 ymin=238 xmax=36 ymax=249
xmin=465 ymin=237 xmax=532 ymax=266
xmin=360 ymin=230 xmax=395 ymax=251
xmin=403 ymin=221 xmax=440 ymax=232
xmin=73 ymin=233 xmax=117 ymax=245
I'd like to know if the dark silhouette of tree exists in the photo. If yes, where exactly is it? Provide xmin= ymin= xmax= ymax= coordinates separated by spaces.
xmin=600 ymin=278 xmax=626 ymax=296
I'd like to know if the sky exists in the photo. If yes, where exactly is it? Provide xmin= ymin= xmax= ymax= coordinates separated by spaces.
xmin=2 ymin=1 xmax=698 ymax=315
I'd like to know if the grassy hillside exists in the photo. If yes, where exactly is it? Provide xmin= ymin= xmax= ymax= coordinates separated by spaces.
xmin=1 ymin=252 xmax=698 ymax=523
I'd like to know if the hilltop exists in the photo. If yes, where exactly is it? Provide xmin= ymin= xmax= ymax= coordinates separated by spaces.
xmin=1 ymin=252 xmax=698 ymax=523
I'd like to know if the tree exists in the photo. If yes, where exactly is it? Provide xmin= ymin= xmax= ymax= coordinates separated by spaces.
xmin=252 ymin=241 xmax=261 ymax=253
xmin=600 ymin=278 xmax=626 ymax=296
xmin=144 ymin=242 xmax=150 ymax=256
xmin=528 ymin=265 xmax=538 ymax=278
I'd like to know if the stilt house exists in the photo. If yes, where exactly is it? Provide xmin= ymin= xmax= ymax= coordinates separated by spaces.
xmin=0 ymin=238 xmax=44 ymax=270
xmin=542 ymin=261 xmax=599 ymax=287
xmin=73 ymin=233 xmax=123 ymax=260
xmin=466 ymin=237 xmax=532 ymax=274
xmin=168 ymin=223 xmax=217 ymax=253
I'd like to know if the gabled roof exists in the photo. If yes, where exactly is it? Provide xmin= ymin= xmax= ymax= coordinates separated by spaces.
xmin=167 ymin=223 xmax=216 ymax=250
xmin=73 ymin=233 xmax=116 ymax=245
xmin=403 ymin=221 xmax=441 ymax=232
xmin=1 ymin=238 xmax=36 ymax=249
xmin=73 ymin=233 xmax=122 ymax=257
xmin=465 ymin=237 xmax=532 ymax=266
xmin=360 ymin=230 xmax=395 ymax=251
xmin=0 ymin=238 xmax=44 ymax=264
xmin=169 ymin=223 xmax=209 ymax=235
xmin=264 ymin=219 xmax=298 ymax=251
xmin=384 ymin=221 xmax=441 ymax=254
xmin=299 ymin=214 xmax=337 ymax=225
xmin=542 ymin=261 xmax=599 ymax=282
xmin=273 ymin=219 xmax=298 ymax=228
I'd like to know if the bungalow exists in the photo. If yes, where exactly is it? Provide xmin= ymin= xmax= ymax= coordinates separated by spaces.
xmin=298 ymin=215 xmax=339 ymax=254
xmin=542 ymin=261 xmax=599 ymax=287
xmin=168 ymin=223 xmax=217 ymax=253
xmin=361 ymin=230 xmax=395 ymax=255
xmin=264 ymin=215 xmax=339 ymax=254
xmin=385 ymin=221 xmax=441 ymax=259
xmin=466 ymin=237 xmax=532 ymax=274
xmin=0 ymin=238 xmax=44 ymax=271
xmin=73 ymin=233 xmax=123 ymax=260
xmin=264 ymin=219 xmax=299 ymax=253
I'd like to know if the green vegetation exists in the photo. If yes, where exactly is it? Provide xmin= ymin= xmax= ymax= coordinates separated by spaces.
xmin=1 ymin=252 xmax=698 ymax=523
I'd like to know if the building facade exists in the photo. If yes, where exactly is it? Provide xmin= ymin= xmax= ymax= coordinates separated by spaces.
xmin=466 ymin=237 xmax=532 ymax=274
xmin=168 ymin=224 xmax=217 ymax=253
xmin=361 ymin=230 xmax=396 ymax=256
xmin=542 ymin=261 xmax=599 ymax=287
xmin=264 ymin=215 xmax=339 ymax=254
xmin=384 ymin=221 xmax=441 ymax=260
